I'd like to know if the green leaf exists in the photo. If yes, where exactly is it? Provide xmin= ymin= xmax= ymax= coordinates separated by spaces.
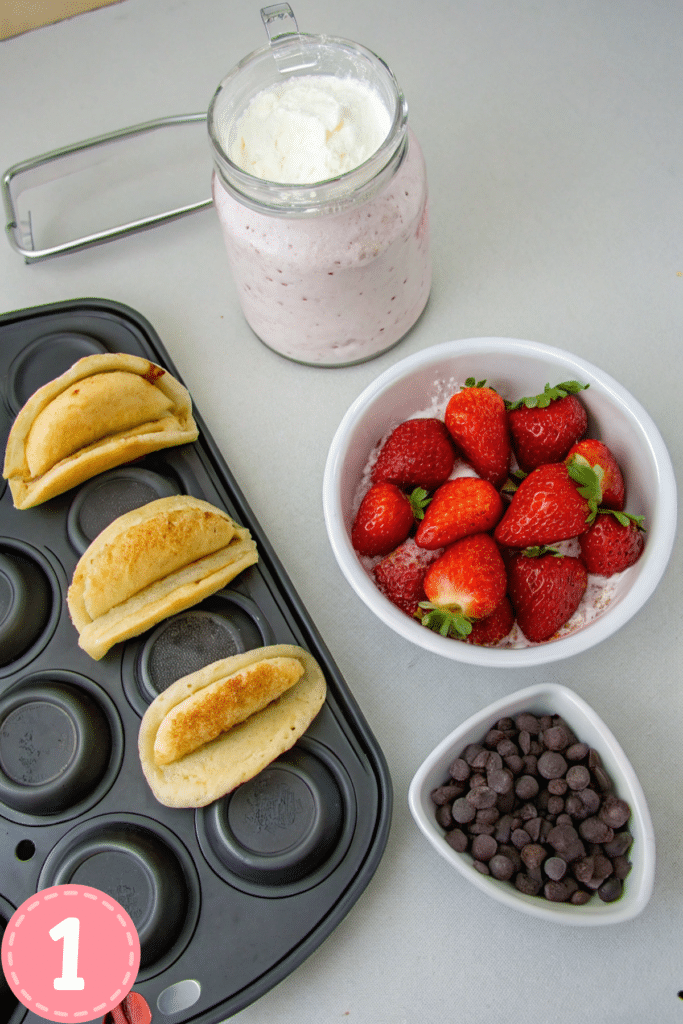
xmin=597 ymin=508 xmax=646 ymax=531
xmin=505 ymin=379 xmax=589 ymax=411
xmin=417 ymin=603 xmax=473 ymax=638
xmin=521 ymin=545 xmax=560 ymax=558
xmin=409 ymin=487 xmax=431 ymax=521
xmin=566 ymin=456 xmax=602 ymax=522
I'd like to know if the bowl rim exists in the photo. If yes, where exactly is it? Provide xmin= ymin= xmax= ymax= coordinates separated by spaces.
xmin=407 ymin=682 xmax=656 ymax=925
xmin=322 ymin=337 xmax=677 ymax=667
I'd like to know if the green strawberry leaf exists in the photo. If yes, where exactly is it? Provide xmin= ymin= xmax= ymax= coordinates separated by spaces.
xmin=408 ymin=487 xmax=431 ymax=521
xmin=521 ymin=545 xmax=561 ymax=558
xmin=505 ymin=380 xmax=589 ymax=411
xmin=502 ymin=468 xmax=528 ymax=495
xmin=463 ymin=377 xmax=489 ymax=390
xmin=566 ymin=456 xmax=602 ymax=523
xmin=417 ymin=602 xmax=473 ymax=638
xmin=597 ymin=508 xmax=646 ymax=531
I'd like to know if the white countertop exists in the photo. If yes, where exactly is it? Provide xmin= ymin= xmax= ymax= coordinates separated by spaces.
xmin=1 ymin=1 xmax=682 ymax=1021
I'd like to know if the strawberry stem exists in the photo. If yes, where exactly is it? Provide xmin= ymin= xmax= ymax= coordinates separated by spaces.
xmin=417 ymin=602 xmax=473 ymax=638
xmin=409 ymin=487 xmax=431 ymax=521
xmin=597 ymin=508 xmax=646 ymax=531
xmin=565 ymin=456 xmax=602 ymax=523
xmin=521 ymin=545 xmax=563 ymax=558
xmin=505 ymin=380 xmax=589 ymax=411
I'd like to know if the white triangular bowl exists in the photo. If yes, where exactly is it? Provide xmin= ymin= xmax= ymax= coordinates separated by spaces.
xmin=408 ymin=682 xmax=655 ymax=925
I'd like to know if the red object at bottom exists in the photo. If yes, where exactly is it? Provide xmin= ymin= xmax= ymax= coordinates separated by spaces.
xmin=102 ymin=992 xmax=152 ymax=1024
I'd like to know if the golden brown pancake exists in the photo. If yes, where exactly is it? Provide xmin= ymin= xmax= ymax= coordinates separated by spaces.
xmin=3 ymin=353 xmax=199 ymax=508
xmin=138 ymin=645 xmax=327 ymax=807
xmin=67 ymin=495 xmax=258 ymax=660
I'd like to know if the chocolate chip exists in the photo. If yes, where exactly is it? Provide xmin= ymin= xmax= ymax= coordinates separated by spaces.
xmin=537 ymin=750 xmax=568 ymax=779
xmin=451 ymin=798 xmax=476 ymax=824
xmin=471 ymin=834 xmax=498 ymax=862
xmin=466 ymin=785 xmax=498 ymax=809
xmin=515 ymin=774 xmax=539 ymax=800
xmin=431 ymin=784 xmax=465 ymax=805
xmin=603 ymin=831 xmax=633 ymax=857
xmin=489 ymin=854 xmax=515 ymax=880
xmin=432 ymin=712 xmax=633 ymax=908
xmin=543 ymin=725 xmax=570 ymax=750
xmin=514 ymin=872 xmax=542 ymax=896
xmin=488 ymin=767 xmax=514 ymax=794
xmin=544 ymin=856 xmax=567 ymax=880
xmin=599 ymin=794 xmax=631 ymax=829
xmin=521 ymin=843 xmax=546 ymax=871
xmin=598 ymin=877 xmax=623 ymax=902
xmin=547 ymin=823 xmax=586 ymax=862
xmin=511 ymin=828 xmax=532 ymax=849
xmin=449 ymin=757 xmax=471 ymax=781
xmin=578 ymin=817 xmax=614 ymax=844
xmin=445 ymin=828 xmax=468 ymax=852
xmin=566 ymin=765 xmax=591 ymax=790
xmin=516 ymin=713 xmax=541 ymax=734
xmin=544 ymin=878 xmax=578 ymax=902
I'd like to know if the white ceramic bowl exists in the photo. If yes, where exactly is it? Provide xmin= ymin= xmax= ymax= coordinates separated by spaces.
xmin=408 ymin=683 xmax=655 ymax=925
xmin=322 ymin=338 xmax=677 ymax=666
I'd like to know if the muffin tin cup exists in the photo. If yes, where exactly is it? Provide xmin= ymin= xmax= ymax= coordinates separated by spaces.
xmin=0 ymin=298 xmax=392 ymax=1024
xmin=5 ymin=330 xmax=108 ymax=416
xmin=0 ymin=672 xmax=124 ymax=825
xmin=67 ymin=464 xmax=181 ymax=554
xmin=37 ymin=813 xmax=201 ymax=978
xmin=123 ymin=589 xmax=277 ymax=715
xmin=196 ymin=738 xmax=356 ymax=898
xmin=0 ymin=540 xmax=59 ymax=669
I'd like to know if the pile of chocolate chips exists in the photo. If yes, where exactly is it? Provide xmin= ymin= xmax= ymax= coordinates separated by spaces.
xmin=431 ymin=712 xmax=633 ymax=904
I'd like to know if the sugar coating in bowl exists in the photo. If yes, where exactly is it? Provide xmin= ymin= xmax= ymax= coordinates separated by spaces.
xmin=323 ymin=338 xmax=677 ymax=666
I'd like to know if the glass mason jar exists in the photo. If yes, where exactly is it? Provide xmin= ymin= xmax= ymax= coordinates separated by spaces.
xmin=207 ymin=5 xmax=431 ymax=367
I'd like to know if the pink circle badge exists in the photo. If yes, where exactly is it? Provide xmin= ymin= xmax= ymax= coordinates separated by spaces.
xmin=1 ymin=884 xmax=141 ymax=1023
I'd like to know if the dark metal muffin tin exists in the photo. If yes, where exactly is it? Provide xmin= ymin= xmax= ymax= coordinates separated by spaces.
xmin=0 ymin=299 xmax=392 ymax=1024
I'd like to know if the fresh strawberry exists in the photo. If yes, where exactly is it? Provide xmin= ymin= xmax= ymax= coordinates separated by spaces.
xmin=444 ymin=379 xmax=511 ymax=489
xmin=372 ymin=418 xmax=455 ymax=490
xmin=494 ymin=461 xmax=602 ymax=548
xmin=415 ymin=476 xmax=504 ymax=549
xmin=373 ymin=539 xmax=442 ymax=616
xmin=352 ymin=483 xmax=426 ymax=557
xmin=418 ymin=533 xmax=507 ymax=638
xmin=579 ymin=510 xmax=645 ymax=575
xmin=507 ymin=381 xmax=589 ymax=472
xmin=565 ymin=438 xmax=625 ymax=511
xmin=464 ymin=596 xmax=515 ymax=646
xmin=507 ymin=547 xmax=588 ymax=642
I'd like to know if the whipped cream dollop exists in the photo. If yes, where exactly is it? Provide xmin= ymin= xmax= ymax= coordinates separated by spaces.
xmin=228 ymin=74 xmax=391 ymax=183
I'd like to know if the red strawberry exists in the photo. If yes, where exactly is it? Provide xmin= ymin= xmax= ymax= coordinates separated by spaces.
xmin=351 ymin=483 xmax=423 ymax=557
xmin=372 ymin=418 xmax=455 ymax=490
xmin=565 ymin=438 xmax=625 ymax=511
xmin=579 ymin=510 xmax=645 ymax=576
xmin=507 ymin=381 xmax=589 ymax=472
xmin=419 ymin=533 xmax=507 ymax=638
xmin=507 ymin=547 xmax=588 ymax=642
xmin=373 ymin=539 xmax=442 ymax=616
xmin=102 ymin=994 xmax=152 ymax=1024
xmin=494 ymin=461 xmax=601 ymax=548
xmin=415 ymin=476 xmax=504 ymax=549
xmin=444 ymin=379 xmax=511 ymax=489
xmin=464 ymin=596 xmax=515 ymax=646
